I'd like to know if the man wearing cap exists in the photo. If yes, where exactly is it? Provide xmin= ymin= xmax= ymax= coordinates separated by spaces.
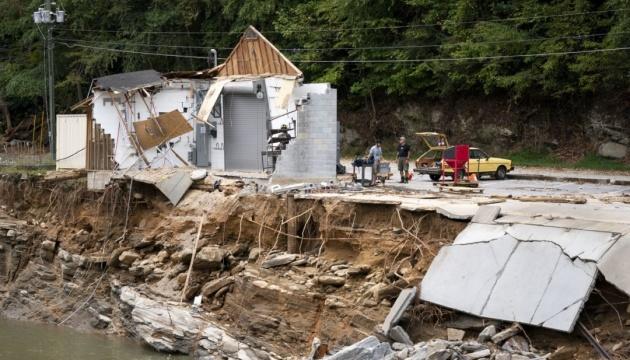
xmin=396 ymin=136 xmax=411 ymax=183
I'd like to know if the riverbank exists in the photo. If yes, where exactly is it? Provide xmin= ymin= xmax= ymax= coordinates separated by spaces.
xmin=0 ymin=172 xmax=628 ymax=359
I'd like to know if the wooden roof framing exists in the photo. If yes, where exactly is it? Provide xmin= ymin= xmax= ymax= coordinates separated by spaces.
xmin=217 ymin=26 xmax=302 ymax=77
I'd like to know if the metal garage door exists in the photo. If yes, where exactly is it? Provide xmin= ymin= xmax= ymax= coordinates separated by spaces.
xmin=223 ymin=94 xmax=268 ymax=171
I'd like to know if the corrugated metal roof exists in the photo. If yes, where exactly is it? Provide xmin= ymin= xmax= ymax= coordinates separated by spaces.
xmin=94 ymin=70 xmax=163 ymax=92
xmin=218 ymin=26 xmax=302 ymax=77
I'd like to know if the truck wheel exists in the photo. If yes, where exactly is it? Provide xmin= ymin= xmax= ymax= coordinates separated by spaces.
xmin=495 ymin=166 xmax=507 ymax=180
xmin=429 ymin=174 xmax=441 ymax=181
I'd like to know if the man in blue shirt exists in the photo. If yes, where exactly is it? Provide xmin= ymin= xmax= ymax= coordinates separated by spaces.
xmin=396 ymin=136 xmax=411 ymax=183
xmin=368 ymin=140 xmax=383 ymax=185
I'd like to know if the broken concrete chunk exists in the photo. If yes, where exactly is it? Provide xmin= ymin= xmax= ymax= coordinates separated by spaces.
xmin=324 ymin=336 xmax=392 ymax=360
xmin=201 ymin=276 xmax=234 ymax=297
xmin=464 ymin=348 xmax=491 ymax=360
xmin=193 ymin=246 xmax=227 ymax=270
xmin=471 ymin=205 xmax=501 ymax=224
xmin=118 ymin=250 xmax=140 ymax=265
xmin=447 ymin=328 xmax=465 ymax=341
xmin=316 ymin=276 xmax=346 ymax=287
xmin=389 ymin=325 xmax=413 ymax=346
xmin=491 ymin=323 xmax=521 ymax=344
xmin=382 ymin=287 xmax=416 ymax=335
xmin=477 ymin=325 xmax=496 ymax=342
xmin=261 ymin=253 xmax=297 ymax=268
xmin=598 ymin=234 xmax=630 ymax=297
xmin=501 ymin=335 xmax=529 ymax=352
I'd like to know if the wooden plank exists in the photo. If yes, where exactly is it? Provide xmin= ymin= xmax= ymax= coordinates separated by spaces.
xmin=247 ymin=40 xmax=260 ymax=74
xmin=253 ymin=38 xmax=265 ymax=74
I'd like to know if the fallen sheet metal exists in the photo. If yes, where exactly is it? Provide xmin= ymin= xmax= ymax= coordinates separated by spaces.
xmin=123 ymin=169 xmax=193 ymax=205
xmin=133 ymin=110 xmax=193 ymax=150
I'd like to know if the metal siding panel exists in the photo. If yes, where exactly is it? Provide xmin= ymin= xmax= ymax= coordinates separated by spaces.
xmin=56 ymin=114 xmax=87 ymax=170
xmin=223 ymin=94 xmax=267 ymax=171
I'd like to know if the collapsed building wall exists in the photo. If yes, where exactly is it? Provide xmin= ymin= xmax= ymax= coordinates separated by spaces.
xmin=273 ymin=85 xmax=338 ymax=182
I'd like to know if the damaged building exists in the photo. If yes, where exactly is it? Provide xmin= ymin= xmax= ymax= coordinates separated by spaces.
xmin=60 ymin=26 xmax=338 ymax=182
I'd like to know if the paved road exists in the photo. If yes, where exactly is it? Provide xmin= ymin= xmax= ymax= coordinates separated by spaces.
xmin=343 ymin=160 xmax=630 ymax=197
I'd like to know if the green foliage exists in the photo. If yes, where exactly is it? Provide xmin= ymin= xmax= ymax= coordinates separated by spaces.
xmin=0 ymin=0 xmax=629 ymax=126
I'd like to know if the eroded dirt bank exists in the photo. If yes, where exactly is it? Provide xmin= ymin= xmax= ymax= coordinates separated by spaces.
xmin=0 ymin=174 xmax=627 ymax=359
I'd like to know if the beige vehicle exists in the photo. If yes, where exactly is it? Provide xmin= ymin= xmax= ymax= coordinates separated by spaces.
xmin=414 ymin=132 xmax=514 ymax=180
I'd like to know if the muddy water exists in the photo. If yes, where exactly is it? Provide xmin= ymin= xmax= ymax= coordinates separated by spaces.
xmin=0 ymin=318 xmax=189 ymax=360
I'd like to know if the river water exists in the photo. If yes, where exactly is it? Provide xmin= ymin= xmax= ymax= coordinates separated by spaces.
xmin=0 ymin=318 xmax=189 ymax=360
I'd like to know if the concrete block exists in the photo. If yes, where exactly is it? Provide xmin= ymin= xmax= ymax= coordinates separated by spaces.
xmin=382 ymin=287 xmax=416 ymax=335
xmin=389 ymin=325 xmax=413 ymax=345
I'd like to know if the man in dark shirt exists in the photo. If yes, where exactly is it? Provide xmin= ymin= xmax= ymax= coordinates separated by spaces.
xmin=396 ymin=136 xmax=411 ymax=183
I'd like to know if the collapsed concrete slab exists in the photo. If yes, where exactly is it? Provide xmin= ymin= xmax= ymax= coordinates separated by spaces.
xmin=420 ymin=222 xmax=608 ymax=332
xmin=597 ymin=234 xmax=630 ymax=296
xmin=382 ymin=287 xmax=417 ymax=335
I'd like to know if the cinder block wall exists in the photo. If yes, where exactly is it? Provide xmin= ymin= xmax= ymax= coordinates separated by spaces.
xmin=273 ymin=87 xmax=338 ymax=182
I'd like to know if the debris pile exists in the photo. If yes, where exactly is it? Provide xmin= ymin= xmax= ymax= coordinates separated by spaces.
xmin=326 ymin=323 xmax=547 ymax=360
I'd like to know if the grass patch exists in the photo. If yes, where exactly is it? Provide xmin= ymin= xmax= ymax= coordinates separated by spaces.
xmin=505 ymin=150 xmax=630 ymax=172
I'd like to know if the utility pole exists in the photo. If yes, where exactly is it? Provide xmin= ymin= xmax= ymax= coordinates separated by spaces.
xmin=33 ymin=2 xmax=64 ymax=160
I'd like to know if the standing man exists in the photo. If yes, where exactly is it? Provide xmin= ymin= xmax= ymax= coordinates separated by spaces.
xmin=368 ymin=140 xmax=383 ymax=185
xmin=396 ymin=136 xmax=411 ymax=183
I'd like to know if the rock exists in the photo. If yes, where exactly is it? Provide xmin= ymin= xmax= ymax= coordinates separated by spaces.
xmin=382 ymin=287 xmax=416 ymax=335
xmin=391 ymin=342 xmax=409 ymax=351
xmin=491 ymin=323 xmax=521 ymax=344
xmin=41 ymin=240 xmax=56 ymax=252
xmin=465 ymin=348 xmax=491 ymax=359
xmin=90 ymin=314 xmax=112 ymax=329
xmin=389 ymin=325 xmax=413 ymax=346
xmin=447 ymin=328 xmax=465 ymax=341
xmin=118 ymin=250 xmax=140 ymax=266
xmin=201 ymin=276 xmax=234 ymax=297
xmin=598 ymin=141 xmax=628 ymax=159
xmin=291 ymin=258 xmax=308 ymax=266
xmin=248 ymin=247 xmax=262 ymax=261
xmin=193 ymin=246 xmax=227 ymax=270
xmin=501 ymin=335 xmax=529 ymax=352
xmin=477 ymin=325 xmax=496 ymax=342
xmin=118 ymin=286 xmax=209 ymax=354
xmin=427 ymin=349 xmax=453 ymax=360
xmin=261 ymin=253 xmax=297 ymax=268
xmin=612 ymin=342 xmax=624 ymax=352
xmin=347 ymin=265 xmax=371 ymax=276
xmin=325 ymin=336 xmax=392 ymax=360
xmin=6 ymin=229 xmax=16 ymax=237
xmin=316 ymin=276 xmax=346 ymax=287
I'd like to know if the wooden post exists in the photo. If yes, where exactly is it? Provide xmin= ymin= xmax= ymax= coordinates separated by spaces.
xmin=287 ymin=194 xmax=298 ymax=253
xmin=180 ymin=212 xmax=205 ymax=303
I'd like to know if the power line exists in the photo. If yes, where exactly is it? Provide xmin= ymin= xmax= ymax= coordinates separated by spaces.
xmin=56 ymin=30 xmax=630 ymax=54
xmin=291 ymin=46 xmax=630 ymax=63
xmin=54 ymin=8 xmax=630 ymax=35
xmin=281 ymin=31 xmax=630 ymax=51
xmin=56 ymin=37 xmax=232 ymax=50
xmin=56 ymin=39 xmax=630 ymax=63
xmin=56 ymin=41 xmax=212 ymax=59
